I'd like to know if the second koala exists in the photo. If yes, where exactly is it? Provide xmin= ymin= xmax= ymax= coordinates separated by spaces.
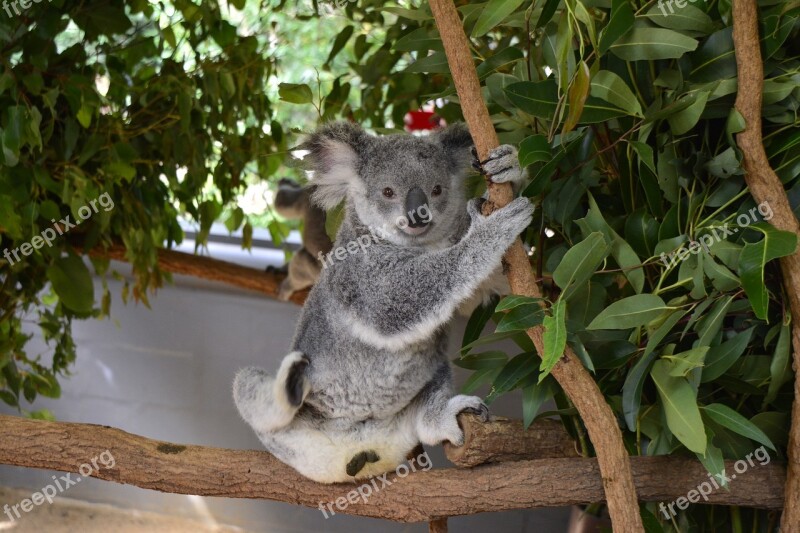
xmin=234 ymin=122 xmax=532 ymax=483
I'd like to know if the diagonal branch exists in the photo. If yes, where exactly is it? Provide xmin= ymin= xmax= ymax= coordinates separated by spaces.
xmin=428 ymin=1 xmax=643 ymax=530
xmin=89 ymin=244 xmax=309 ymax=305
xmin=732 ymin=0 xmax=800 ymax=528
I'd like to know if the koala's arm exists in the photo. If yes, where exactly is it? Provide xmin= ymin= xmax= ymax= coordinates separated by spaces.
xmin=333 ymin=197 xmax=533 ymax=350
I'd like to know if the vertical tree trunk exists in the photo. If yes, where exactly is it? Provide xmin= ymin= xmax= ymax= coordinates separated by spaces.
xmin=428 ymin=1 xmax=644 ymax=530
xmin=732 ymin=0 xmax=800 ymax=527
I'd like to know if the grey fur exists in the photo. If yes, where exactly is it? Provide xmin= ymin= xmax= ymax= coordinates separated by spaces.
xmin=271 ymin=178 xmax=333 ymax=300
xmin=234 ymin=122 xmax=532 ymax=483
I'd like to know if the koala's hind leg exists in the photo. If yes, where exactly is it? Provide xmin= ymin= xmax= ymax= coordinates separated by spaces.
xmin=233 ymin=351 xmax=310 ymax=433
xmin=412 ymin=365 xmax=489 ymax=447
xmin=277 ymin=248 xmax=323 ymax=301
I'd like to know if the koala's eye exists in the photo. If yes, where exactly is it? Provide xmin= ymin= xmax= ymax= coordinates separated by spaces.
xmin=382 ymin=187 xmax=395 ymax=198
xmin=431 ymin=185 xmax=442 ymax=196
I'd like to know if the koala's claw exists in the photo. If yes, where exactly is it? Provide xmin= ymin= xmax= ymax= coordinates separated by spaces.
xmin=285 ymin=356 xmax=309 ymax=407
xmin=466 ymin=197 xmax=486 ymax=219
xmin=459 ymin=403 xmax=490 ymax=423
xmin=481 ymin=144 xmax=525 ymax=185
xmin=345 ymin=450 xmax=380 ymax=477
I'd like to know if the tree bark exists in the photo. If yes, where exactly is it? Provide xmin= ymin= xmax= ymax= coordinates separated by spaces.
xmin=445 ymin=414 xmax=578 ymax=467
xmin=90 ymin=244 xmax=309 ymax=305
xmin=0 ymin=415 xmax=786 ymax=522
xmin=429 ymin=518 xmax=448 ymax=533
xmin=428 ymin=1 xmax=643 ymax=530
xmin=732 ymin=0 xmax=800 ymax=528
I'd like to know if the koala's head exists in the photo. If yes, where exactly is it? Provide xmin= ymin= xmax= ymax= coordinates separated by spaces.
xmin=302 ymin=121 xmax=474 ymax=247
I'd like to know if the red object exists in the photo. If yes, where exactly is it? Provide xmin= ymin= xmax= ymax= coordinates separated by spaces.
xmin=404 ymin=110 xmax=442 ymax=131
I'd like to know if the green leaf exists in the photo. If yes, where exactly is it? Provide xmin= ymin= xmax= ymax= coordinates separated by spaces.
xmin=738 ymin=223 xmax=798 ymax=320
xmin=644 ymin=4 xmax=716 ymax=33
xmin=533 ymin=0 xmax=561 ymax=28
xmin=695 ymin=295 xmax=734 ymax=348
xmin=689 ymin=27 xmax=736 ymax=82
xmin=540 ymin=299 xmax=567 ymax=381
xmin=461 ymin=331 xmax=520 ymax=355
xmin=453 ymin=351 xmax=508 ymax=370
xmin=461 ymin=367 xmax=502 ymax=395
xmin=599 ymin=0 xmax=635 ymax=53
xmin=701 ymin=327 xmax=755 ymax=382
xmin=590 ymin=70 xmax=643 ymax=117
xmin=490 ymin=352 xmax=538 ymax=397
xmin=326 ymin=26 xmax=354 ymax=66
xmin=476 ymin=47 xmax=524 ymax=80
xmin=563 ymin=61 xmax=591 ymax=135
xmin=651 ymin=360 xmax=707 ymax=454
xmin=47 ymin=255 xmax=95 ymax=313
xmin=553 ymin=232 xmax=610 ymax=300
xmin=472 ymin=0 xmax=526 ymax=37
xmin=394 ymin=28 xmax=443 ymax=52
xmin=622 ymin=309 xmax=688 ymax=430
xmin=496 ymin=304 xmax=546 ymax=332
xmin=278 ymin=83 xmax=313 ymax=104
xmin=518 ymin=135 xmax=551 ymax=167
xmin=697 ymin=430 xmax=728 ymax=489
xmin=506 ymin=80 xmax=627 ymax=123
xmin=587 ymin=294 xmax=671 ymax=330
xmin=404 ymin=51 xmax=450 ymax=73
xmin=611 ymin=27 xmax=699 ymax=60
xmin=523 ymin=378 xmax=554 ymax=429
xmin=496 ymin=295 xmax=543 ymax=312
xmin=765 ymin=322 xmax=791 ymax=405
xmin=702 ymin=403 xmax=776 ymax=451
xmin=668 ymin=91 xmax=710 ymax=135
xmin=577 ymin=194 xmax=645 ymax=292
xmin=663 ymin=346 xmax=709 ymax=377
xmin=463 ymin=297 xmax=499 ymax=346
xmin=0 ymin=196 xmax=23 ymax=239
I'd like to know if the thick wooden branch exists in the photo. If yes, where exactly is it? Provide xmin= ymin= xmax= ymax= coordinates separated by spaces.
xmin=90 ymin=244 xmax=308 ymax=305
xmin=0 ymin=415 xmax=786 ymax=522
xmin=445 ymin=414 xmax=578 ymax=467
xmin=733 ymin=0 xmax=800 ymax=529
xmin=428 ymin=1 xmax=643 ymax=529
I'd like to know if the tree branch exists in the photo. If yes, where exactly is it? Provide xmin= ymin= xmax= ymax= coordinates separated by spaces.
xmin=444 ymin=414 xmax=578 ymax=467
xmin=733 ymin=0 xmax=800 ymax=528
xmin=90 ymin=244 xmax=309 ymax=305
xmin=0 ymin=415 xmax=786 ymax=522
xmin=427 ymin=1 xmax=643 ymax=529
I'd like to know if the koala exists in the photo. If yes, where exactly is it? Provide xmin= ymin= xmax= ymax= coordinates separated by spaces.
xmin=269 ymin=178 xmax=333 ymax=300
xmin=233 ymin=122 xmax=532 ymax=483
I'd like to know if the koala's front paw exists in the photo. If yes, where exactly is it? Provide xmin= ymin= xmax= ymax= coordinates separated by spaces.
xmin=442 ymin=395 xmax=489 ymax=446
xmin=473 ymin=145 xmax=526 ymax=185
xmin=466 ymin=197 xmax=487 ymax=221
xmin=489 ymin=196 xmax=534 ymax=237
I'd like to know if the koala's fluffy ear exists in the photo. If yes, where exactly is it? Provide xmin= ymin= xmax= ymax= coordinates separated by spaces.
xmin=433 ymin=122 xmax=475 ymax=170
xmin=302 ymin=122 xmax=368 ymax=210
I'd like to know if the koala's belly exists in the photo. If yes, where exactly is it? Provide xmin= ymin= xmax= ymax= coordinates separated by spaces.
xmin=259 ymin=412 xmax=421 ymax=483
xmin=306 ymin=342 xmax=442 ymax=420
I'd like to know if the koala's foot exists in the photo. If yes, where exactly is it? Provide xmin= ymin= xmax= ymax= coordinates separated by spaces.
xmin=279 ymin=351 xmax=310 ymax=407
xmin=276 ymin=278 xmax=294 ymax=302
xmin=345 ymin=450 xmax=380 ymax=477
xmin=419 ymin=395 xmax=489 ymax=447
xmin=472 ymin=144 xmax=526 ymax=185
xmin=232 ymin=352 xmax=310 ymax=433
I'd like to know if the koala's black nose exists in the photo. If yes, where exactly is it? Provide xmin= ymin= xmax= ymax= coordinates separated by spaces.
xmin=405 ymin=187 xmax=431 ymax=228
